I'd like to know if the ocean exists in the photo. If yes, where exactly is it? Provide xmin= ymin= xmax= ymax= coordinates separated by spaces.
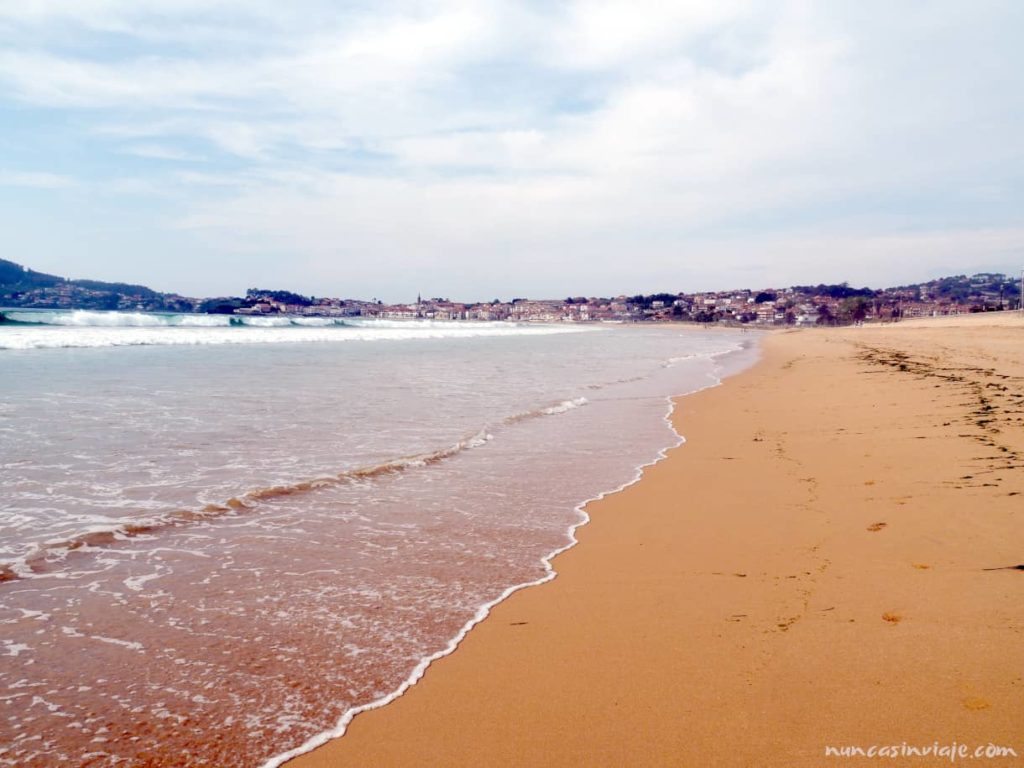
xmin=0 ymin=309 xmax=757 ymax=767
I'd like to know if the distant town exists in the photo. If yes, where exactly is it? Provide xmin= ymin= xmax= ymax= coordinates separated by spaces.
xmin=1 ymin=258 xmax=1021 ymax=327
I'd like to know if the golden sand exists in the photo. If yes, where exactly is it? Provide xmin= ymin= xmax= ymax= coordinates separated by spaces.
xmin=288 ymin=312 xmax=1023 ymax=767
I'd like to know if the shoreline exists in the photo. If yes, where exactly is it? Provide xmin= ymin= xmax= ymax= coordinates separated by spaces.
xmin=285 ymin=314 xmax=1022 ymax=767
xmin=264 ymin=338 xmax=760 ymax=768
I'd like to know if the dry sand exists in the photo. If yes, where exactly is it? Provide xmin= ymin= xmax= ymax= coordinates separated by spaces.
xmin=288 ymin=312 xmax=1023 ymax=767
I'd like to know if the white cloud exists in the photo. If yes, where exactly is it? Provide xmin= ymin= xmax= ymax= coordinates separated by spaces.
xmin=0 ymin=0 xmax=1021 ymax=298
xmin=0 ymin=50 xmax=270 ymax=109
xmin=123 ymin=144 xmax=205 ymax=161
xmin=546 ymin=0 xmax=757 ymax=70
xmin=0 ymin=170 xmax=77 ymax=189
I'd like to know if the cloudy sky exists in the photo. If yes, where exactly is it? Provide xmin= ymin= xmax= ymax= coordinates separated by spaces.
xmin=0 ymin=1 xmax=1021 ymax=301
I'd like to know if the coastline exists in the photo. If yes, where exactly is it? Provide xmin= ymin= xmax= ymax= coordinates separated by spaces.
xmin=285 ymin=314 xmax=1023 ymax=767
xmin=263 ymin=334 xmax=758 ymax=768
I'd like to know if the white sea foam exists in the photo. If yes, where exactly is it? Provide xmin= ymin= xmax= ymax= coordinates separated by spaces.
xmin=664 ymin=342 xmax=744 ymax=367
xmin=88 ymin=635 xmax=144 ymax=651
xmin=463 ymin=431 xmax=494 ymax=449
xmin=0 ymin=315 xmax=597 ymax=350
xmin=3 ymin=641 xmax=32 ymax=657
xmin=234 ymin=316 xmax=294 ymax=327
xmin=123 ymin=572 xmax=163 ymax=592
xmin=3 ymin=310 xmax=233 ymax=327
xmin=541 ymin=396 xmax=588 ymax=415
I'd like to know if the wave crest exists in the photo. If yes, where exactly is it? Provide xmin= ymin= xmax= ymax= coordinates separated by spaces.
xmin=0 ymin=310 xmax=356 ymax=329
xmin=0 ymin=311 xmax=599 ymax=349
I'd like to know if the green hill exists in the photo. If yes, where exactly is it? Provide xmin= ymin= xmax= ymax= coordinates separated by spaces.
xmin=0 ymin=258 xmax=159 ymax=296
xmin=0 ymin=258 xmax=193 ymax=311
xmin=0 ymin=259 xmax=65 ymax=291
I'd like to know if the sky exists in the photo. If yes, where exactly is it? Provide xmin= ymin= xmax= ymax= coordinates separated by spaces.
xmin=0 ymin=1 xmax=1022 ymax=302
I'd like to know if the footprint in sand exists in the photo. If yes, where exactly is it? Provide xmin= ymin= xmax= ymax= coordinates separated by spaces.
xmin=963 ymin=696 xmax=991 ymax=711
xmin=867 ymin=522 xmax=887 ymax=532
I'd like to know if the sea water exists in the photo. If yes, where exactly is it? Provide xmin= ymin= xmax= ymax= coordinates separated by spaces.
xmin=0 ymin=310 xmax=757 ymax=767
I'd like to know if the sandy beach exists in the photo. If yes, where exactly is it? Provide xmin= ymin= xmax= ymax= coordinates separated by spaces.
xmin=288 ymin=312 xmax=1023 ymax=767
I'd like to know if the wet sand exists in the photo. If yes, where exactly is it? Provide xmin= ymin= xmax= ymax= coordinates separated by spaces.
xmin=287 ymin=312 xmax=1023 ymax=767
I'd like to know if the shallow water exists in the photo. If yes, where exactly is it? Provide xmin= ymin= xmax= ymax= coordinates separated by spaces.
xmin=0 ymin=315 xmax=757 ymax=767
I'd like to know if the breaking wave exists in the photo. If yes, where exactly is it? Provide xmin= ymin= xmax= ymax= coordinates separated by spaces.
xmin=0 ymin=310 xmax=598 ymax=349
xmin=1 ymin=309 xmax=269 ymax=327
